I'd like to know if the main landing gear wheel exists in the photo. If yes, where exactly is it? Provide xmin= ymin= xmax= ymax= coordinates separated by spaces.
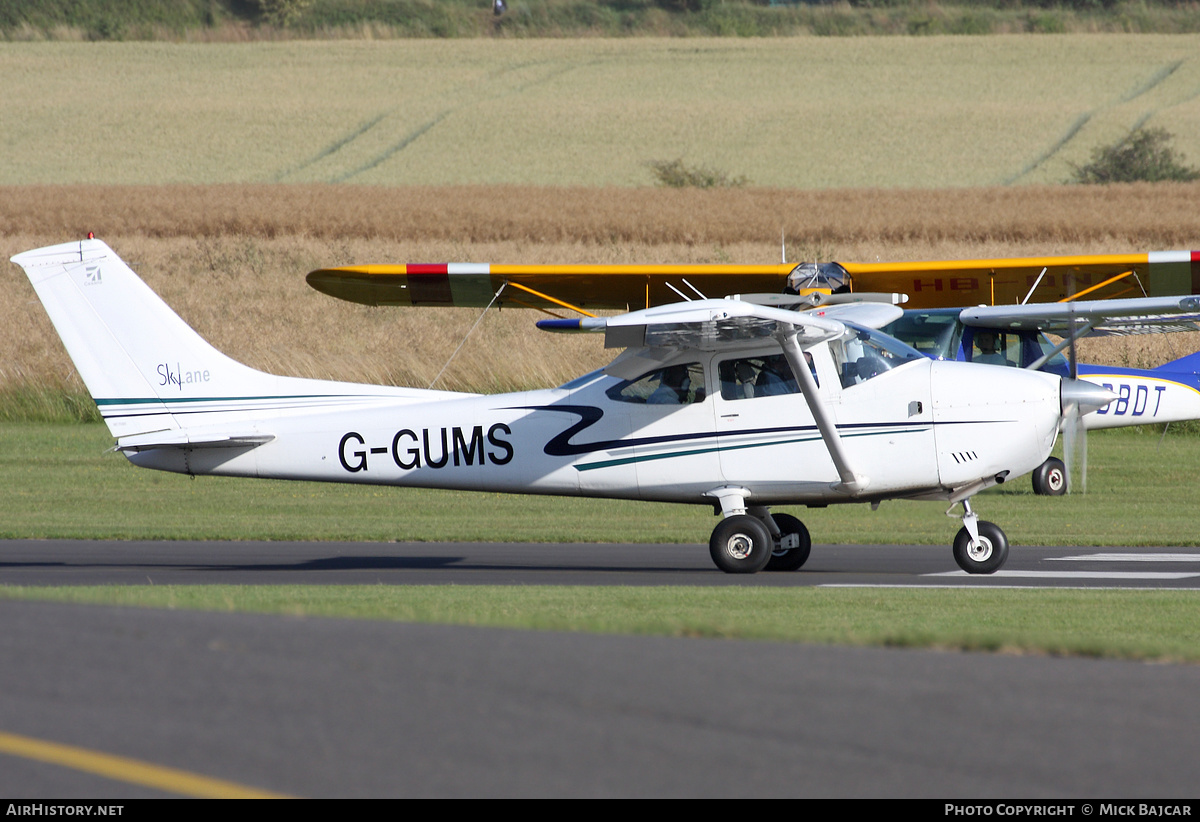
xmin=952 ymin=521 xmax=1009 ymax=574
xmin=766 ymin=513 xmax=812 ymax=572
xmin=1032 ymin=457 xmax=1067 ymax=496
xmin=709 ymin=515 xmax=774 ymax=574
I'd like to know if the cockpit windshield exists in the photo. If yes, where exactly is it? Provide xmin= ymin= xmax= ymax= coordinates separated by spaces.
xmin=881 ymin=309 xmax=963 ymax=360
xmin=1033 ymin=334 xmax=1071 ymax=373
xmin=882 ymin=309 xmax=1072 ymax=373
xmin=830 ymin=323 xmax=924 ymax=388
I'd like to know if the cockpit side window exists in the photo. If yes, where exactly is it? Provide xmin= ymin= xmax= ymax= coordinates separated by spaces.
xmin=967 ymin=330 xmax=1020 ymax=367
xmin=718 ymin=354 xmax=806 ymax=400
xmin=606 ymin=362 xmax=706 ymax=405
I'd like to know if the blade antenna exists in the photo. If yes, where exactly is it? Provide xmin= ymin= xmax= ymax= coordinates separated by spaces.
xmin=681 ymin=278 xmax=708 ymax=300
xmin=665 ymin=282 xmax=692 ymax=301
xmin=428 ymin=281 xmax=507 ymax=390
xmin=1021 ymin=267 xmax=1048 ymax=305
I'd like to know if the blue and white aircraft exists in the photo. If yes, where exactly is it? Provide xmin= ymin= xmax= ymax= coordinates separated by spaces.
xmin=882 ymin=300 xmax=1200 ymax=494
xmin=14 ymin=239 xmax=1139 ymax=575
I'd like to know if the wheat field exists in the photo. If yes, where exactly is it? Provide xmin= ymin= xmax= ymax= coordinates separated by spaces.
xmin=5 ymin=183 xmax=1200 ymax=399
xmin=3 ymin=36 xmax=1200 ymax=189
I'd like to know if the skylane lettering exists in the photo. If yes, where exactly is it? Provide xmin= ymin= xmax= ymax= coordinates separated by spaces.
xmin=339 ymin=424 xmax=513 ymax=473
xmin=157 ymin=362 xmax=211 ymax=391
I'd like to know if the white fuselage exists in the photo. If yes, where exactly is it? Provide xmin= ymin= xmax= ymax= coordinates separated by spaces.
xmin=126 ymin=342 xmax=1064 ymax=508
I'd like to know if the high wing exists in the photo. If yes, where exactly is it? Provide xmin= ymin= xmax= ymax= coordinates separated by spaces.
xmin=959 ymin=295 xmax=1200 ymax=336
xmin=307 ymin=252 xmax=1200 ymax=312
xmin=538 ymin=298 xmax=845 ymax=347
xmin=536 ymin=298 xmax=900 ymax=375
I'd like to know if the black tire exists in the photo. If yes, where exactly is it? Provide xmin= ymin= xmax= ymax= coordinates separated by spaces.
xmin=952 ymin=521 xmax=1009 ymax=574
xmin=1032 ymin=457 xmax=1067 ymax=496
xmin=766 ymin=513 xmax=812 ymax=571
xmin=709 ymin=515 xmax=774 ymax=574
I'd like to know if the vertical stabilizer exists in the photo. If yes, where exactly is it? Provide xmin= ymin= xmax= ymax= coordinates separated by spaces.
xmin=13 ymin=239 xmax=308 ymax=438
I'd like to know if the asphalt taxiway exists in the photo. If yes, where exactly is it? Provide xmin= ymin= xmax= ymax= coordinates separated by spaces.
xmin=2 ymin=539 xmax=1199 ymax=798
xmin=3 ymin=539 xmax=1200 ymax=588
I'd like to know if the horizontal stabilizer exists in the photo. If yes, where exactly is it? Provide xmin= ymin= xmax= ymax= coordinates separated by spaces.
xmin=115 ymin=431 xmax=275 ymax=453
xmin=1155 ymin=350 xmax=1200 ymax=375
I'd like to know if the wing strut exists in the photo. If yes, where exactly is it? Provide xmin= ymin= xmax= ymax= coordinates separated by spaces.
xmin=504 ymin=281 xmax=598 ymax=318
xmin=1057 ymin=269 xmax=1137 ymax=303
xmin=429 ymin=282 xmax=509 ymax=389
xmin=776 ymin=328 xmax=869 ymax=495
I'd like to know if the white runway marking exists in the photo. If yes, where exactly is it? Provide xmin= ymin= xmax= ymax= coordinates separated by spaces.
xmin=1048 ymin=553 xmax=1200 ymax=562
xmin=927 ymin=570 xmax=1200 ymax=580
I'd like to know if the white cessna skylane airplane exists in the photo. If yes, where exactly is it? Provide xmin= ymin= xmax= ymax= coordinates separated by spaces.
xmin=16 ymin=238 xmax=1134 ymax=575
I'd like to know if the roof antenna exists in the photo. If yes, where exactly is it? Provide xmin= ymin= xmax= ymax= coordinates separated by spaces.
xmin=1021 ymin=267 xmax=1048 ymax=305
xmin=781 ymin=230 xmax=787 ymax=265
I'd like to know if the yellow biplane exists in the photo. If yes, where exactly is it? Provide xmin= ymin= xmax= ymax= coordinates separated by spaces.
xmin=307 ymin=251 xmax=1200 ymax=314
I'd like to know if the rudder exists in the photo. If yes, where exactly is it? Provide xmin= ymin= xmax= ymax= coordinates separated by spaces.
xmin=13 ymin=239 xmax=279 ymax=438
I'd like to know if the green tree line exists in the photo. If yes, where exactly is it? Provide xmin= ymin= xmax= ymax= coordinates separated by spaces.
xmin=4 ymin=0 xmax=1200 ymax=39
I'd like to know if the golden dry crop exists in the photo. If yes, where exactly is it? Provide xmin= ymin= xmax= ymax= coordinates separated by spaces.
xmin=5 ymin=183 xmax=1200 ymax=398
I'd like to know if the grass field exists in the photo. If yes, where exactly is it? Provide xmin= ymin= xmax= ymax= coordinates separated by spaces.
xmin=3 ymin=37 xmax=1200 ymax=189
xmin=2 ymin=584 xmax=1198 ymax=662
xmin=4 ymin=422 xmax=1199 ymax=546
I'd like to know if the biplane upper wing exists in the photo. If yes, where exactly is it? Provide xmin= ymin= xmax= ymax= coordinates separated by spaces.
xmin=307 ymin=252 xmax=1200 ymax=313
xmin=843 ymin=251 xmax=1200 ymax=309
xmin=305 ymin=263 xmax=797 ymax=313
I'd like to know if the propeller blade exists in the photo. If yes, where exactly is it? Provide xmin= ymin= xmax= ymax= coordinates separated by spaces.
xmin=1062 ymin=400 xmax=1087 ymax=494
xmin=1067 ymin=303 xmax=1079 ymax=380
xmin=1064 ymin=299 xmax=1082 ymax=490
xmin=1059 ymin=378 xmax=1116 ymax=494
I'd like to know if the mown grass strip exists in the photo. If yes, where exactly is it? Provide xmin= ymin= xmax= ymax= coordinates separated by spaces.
xmin=2 ymin=584 xmax=1198 ymax=662
xmin=2 ymin=423 xmax=1200 ymax=547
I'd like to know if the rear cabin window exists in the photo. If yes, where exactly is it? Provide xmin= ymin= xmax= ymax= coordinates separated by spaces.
xmin=606 ymin=363 xmax=706 ymax=405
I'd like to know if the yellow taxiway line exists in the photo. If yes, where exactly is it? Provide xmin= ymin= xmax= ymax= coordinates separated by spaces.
xmin=0 ymin=731 xmax=291 ymax=798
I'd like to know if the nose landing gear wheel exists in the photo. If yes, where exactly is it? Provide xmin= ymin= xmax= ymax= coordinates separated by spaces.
xmin=766 ymin=513 xmax=812 ymax=571
xmin=709 ymin=515 xmax=774 ymax=574
xmin=952 ymin=520 xmax=1009 ymax=574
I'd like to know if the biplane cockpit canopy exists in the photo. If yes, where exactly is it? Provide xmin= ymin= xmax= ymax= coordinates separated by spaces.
xmin=787 ymin=262 xmax=851 ymax=295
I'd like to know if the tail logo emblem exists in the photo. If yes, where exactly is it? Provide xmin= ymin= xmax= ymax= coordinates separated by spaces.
xmin=84 ymin=265 xmax=102 ymax=286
